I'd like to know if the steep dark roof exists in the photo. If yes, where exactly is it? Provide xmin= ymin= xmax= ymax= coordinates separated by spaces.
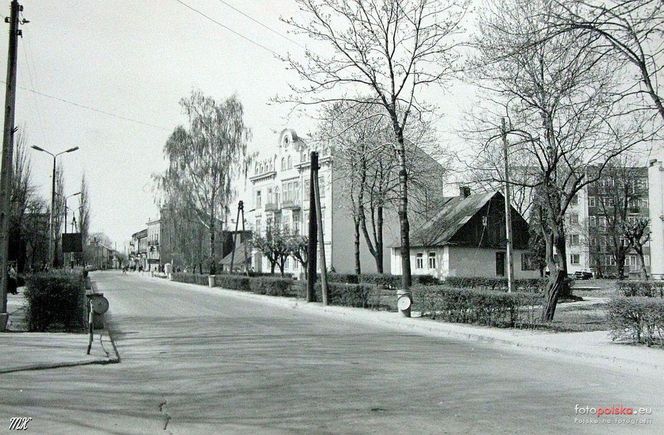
xmin=407 ymin=191 xmax=498 ymax=248
xmin=219 ymin=242 xmax=251 ymax=267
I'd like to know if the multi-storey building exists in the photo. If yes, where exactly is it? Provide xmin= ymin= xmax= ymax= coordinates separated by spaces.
xmin=565 ymin=166 xmax=650 ymax=278
xmin=648 ymin=158 xmax=664 ymax=279
xmin=248 ymin=129 xmax=338 ymax=275
xmin=146 ymin=219 xmax=161 ymax=272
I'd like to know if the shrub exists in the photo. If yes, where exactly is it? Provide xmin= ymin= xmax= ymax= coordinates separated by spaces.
xmin=328 ymin=273 xmax=359 ymax=284
xmin=442 ymin=277 xmax=547 ymax=294
xmin=412 ymin=285 xmax=543 ymax=327
xmin=249 ymin=277 xmax=296 ymax=296
xmin=25 ymin=270 xmax=87 ymax=332
xmin=172 ymin=273 xmax=209 ymax=286
xmin=617 ymin=281 xmax=664 ymax=298
xmin=358 ymin=273 xmax=438 ymax=288
xmin=214 ymin=274 xmax=251 ymax=291
xmin=314 ymin=282 xmax=383 ymax=309
xmin=607 ymin=297 xmax=664 ymax=345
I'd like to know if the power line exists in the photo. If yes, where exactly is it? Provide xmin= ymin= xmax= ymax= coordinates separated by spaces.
xmin=1 ymin=81 xmax=170 ymax=131
xmin=174 ymin=0 xmax=281 ymax=57
xmin=215 ymin=0 xmax=304 ymax=48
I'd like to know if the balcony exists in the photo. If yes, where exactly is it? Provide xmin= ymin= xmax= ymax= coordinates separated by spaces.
xmin=281 ymin=199 xmax=301 ymax=210
xmin=264 ymin=202 xmax=279 ymax=211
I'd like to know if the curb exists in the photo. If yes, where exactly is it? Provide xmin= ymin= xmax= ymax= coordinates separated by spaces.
xmin=155 ymin=276 xmax=663 ymax=374
xmin=0 ymin=329 xmax=120 ymax=374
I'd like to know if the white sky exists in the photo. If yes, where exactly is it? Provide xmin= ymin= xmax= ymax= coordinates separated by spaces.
xmin=0 ymin=0 xmax=476 ymax=246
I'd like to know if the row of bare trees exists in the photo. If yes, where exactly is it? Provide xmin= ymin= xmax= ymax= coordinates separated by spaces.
xmin=277 ymin=0 xmax=662 ymax=321
xmin=8 ymin=128 xmax=92 ymax=271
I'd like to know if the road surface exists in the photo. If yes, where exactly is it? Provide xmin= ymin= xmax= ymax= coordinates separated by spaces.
xmin=0 ymin=271 xmax=661 ymax=434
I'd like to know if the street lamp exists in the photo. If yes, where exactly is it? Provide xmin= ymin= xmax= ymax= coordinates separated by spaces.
xmin=31 ymin=145 xmax=79 ymax=267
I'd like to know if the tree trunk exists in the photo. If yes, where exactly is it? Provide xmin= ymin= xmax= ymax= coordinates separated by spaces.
xmin=616 ymin=251 xmax=626 ymax=280
xmin=376 ymin=205 xmax=384 ymax=274
xmin=636 ymin=247 xmax=649 ymax=280
xmin=209 ymin=214 xmax=216 ymax=275
xmin=279 ymin=262 xmax=285 ymax=277
xmin=396 ymin=135 xmax=411 ymax=289
xmin=541 ymin=229 xmax=570 ymax=322
xmin=270 ymin=262 xmax=275 ymax=274
xmin=353 ymin=217 xmax=361 ymax=276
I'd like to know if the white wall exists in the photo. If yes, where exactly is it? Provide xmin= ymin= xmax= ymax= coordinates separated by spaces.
xmin=649 ymin=160 xmax=664 ymax=279
xmin=391 ymin=246 xmax=540 ymax=279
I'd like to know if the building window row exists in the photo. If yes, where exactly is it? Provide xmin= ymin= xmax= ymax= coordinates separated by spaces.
xmin=416 ymin=252 xmax=437 ymax=270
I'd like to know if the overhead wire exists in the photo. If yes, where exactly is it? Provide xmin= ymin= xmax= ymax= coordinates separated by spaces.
xmin=215 ymin=0 xmax=305 ymax=49
xmin=174 ymin=0 xmax=281 ymax=57
xmin=1 ymin=81 xmax=171 ymax=131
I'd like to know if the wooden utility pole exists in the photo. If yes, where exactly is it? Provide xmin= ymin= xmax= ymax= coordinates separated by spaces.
xmin=241 ymin=205 xmax=248 ymax=275
xmin=230 ymin=201 xmax=242 ymax=272
xmin=501 ymin=118 xmax=514 ymax=293
xmin=306 ymin=152 xmax=318 ymax=302
xmin=313 ymin=168 xmax=328 ymax=305
xmin=0 ymin=0 xmax=22 ymax=329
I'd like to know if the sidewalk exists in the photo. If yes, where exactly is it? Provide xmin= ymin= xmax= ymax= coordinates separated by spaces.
xmin=146 ymin=274 xmax=664 ymax=375
xmin=0 ymin=286 xmax=119 ymax=374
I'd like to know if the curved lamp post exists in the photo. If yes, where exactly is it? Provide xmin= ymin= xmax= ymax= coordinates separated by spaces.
xmin=31 ymin=145 xmax=79 ymax=267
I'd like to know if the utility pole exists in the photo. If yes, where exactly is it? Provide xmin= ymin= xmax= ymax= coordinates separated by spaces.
xmin=313 ymin=166 xmax=328 ymax=305
xmin=230 ymin=201 xmax=242 ymax=272
xmin=0 ymin=0 xmax=22 ymax=330
xmin=306 ymin=151 xmax=318 ymax=302
xmin=241 ymin=205 xmax=248 ymax=275
xmin=501 ymin=118 xmax=514 ymax=293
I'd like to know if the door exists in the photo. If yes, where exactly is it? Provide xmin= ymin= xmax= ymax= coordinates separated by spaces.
xmin=496 ymin=252 xmax=505 ymax=276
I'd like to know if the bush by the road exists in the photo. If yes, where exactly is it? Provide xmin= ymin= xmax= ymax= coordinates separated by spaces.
xmin=617 ymin=281 xmax=664 ymax=298
xmin=214 ymin=274 xmax=251 ymax=291
xmin=357 ymin=273 xmax=438 ymax=288
xmin=172 ymin=273 xmax=209 ymax=286
xmin=412 ymin=286 xmax=543 ymax=327
xmin=607 ymin=297 xmax=664 ymax=346
xmin=25 ymin=270 xmax=87 ymax=332
xmin=442 ymin=277 xmax=548 ymax=294
xmin=249 ymin=277 xmax=296 ymax=296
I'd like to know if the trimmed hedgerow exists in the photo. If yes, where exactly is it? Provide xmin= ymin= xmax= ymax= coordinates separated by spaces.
xmin=411 ymin=285 xmax=543 ymax=327
xmin=316 ymin=282 xmax=383 ymax=309
xmin=214 ymin=274 xmax=251 ymax=291
xmin=442 ymin=277 xmax=548 ymax=294
xmin=249 ymin=277 xmax=296 ymax=296
xmin=607 ymin=297 xmax=664 ymax=346
xmin=617 ymin=281 xmax=664 ymax=298
xmin=172 ymin=273 xmax=209 ymax=286
xmin=357 ymin=273 xmax=438 ymax=288
xmin=327 ymin=273 xmax=360 ymax=284
xmin=25 ymin=270 xmax=87 ymax=332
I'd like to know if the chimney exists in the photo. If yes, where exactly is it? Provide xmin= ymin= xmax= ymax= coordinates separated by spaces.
xmin=460 ymin=186 xmax=471 ymax=198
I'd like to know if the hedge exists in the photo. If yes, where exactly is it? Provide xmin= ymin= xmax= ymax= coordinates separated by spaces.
xmin=442 ymin=277 xmax=548 ymax=294
xmin=24 ymin=270 xmax=87 ymax=332
xmin=214 ymin=274 xmax=251 ymax=291
xmin=411 ymin=285 xmax=543 ymax=327
xmin=607 ymin=297 xmax=664 ymax=346
xmin=172 ymin=273 xmax=209 ymax=286
xmin=617 ymin=281 xmax=664 ymax=298
xmin=249 ymin=277 xmax=297 ymax=296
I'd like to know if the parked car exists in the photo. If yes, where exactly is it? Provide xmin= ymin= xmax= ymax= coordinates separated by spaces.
xmin=574 ymin=271 xmax=593 ymax=280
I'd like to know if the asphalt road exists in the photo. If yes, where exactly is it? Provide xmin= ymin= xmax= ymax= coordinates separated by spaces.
xmin=0 ymin=271 xmax=662 ymax=434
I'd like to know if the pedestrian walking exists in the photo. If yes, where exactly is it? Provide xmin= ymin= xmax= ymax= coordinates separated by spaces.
xmin=7 ymin=264 xmax=18 ymax=295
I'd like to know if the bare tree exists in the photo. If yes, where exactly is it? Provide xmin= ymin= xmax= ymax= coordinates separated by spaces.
xmin=546 ymin=0 xmax=664 ymax=123
xmin=156 ymin=91 xmax=251 ymax=275
xmin=624 ymin=217 xmax=650 ymax=279
xmin=281 ymin=0 xmax=467 ymax=289
xmin=253 ymin=226 xmax=290 ymax=276
xmin=9 ymin=129 xmax=37 ymax=272
xmin=287 ymin=234 xmax=309 ymax=278
xmin=77 ymin=173 xmax=91 ymax=265
xmin=469 ymin=0 xmax=651 ymax=321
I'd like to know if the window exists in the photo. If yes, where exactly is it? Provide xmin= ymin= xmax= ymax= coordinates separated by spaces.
xmin=293 ymin=212 xmax=301 ymax=234
xmin=255 ymin=217 xmax=262 ymax=235
xmin=569 ymin=213 xmax=579 ymax=225
xmin=318 ymin=175 xmax=326 ymax=198
xmin=281 ymin=157 xmax=286 ymax=171
xmin=589 ymin=196 xmax=596 ymax=207
xmin=255 ymin=190 xmax=262 ymax=209
xmin=428 ymin=252 xmax=436 ymax=269
xmin=416 ymin=253 xmax=424 ymax=269
xmin=570 ymin=234 xmax=580 ymax=246
xmin=570 ymin=254 xmax=580 ymax=265
xmin=287 ymin=155 xmax=292 ymax=169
